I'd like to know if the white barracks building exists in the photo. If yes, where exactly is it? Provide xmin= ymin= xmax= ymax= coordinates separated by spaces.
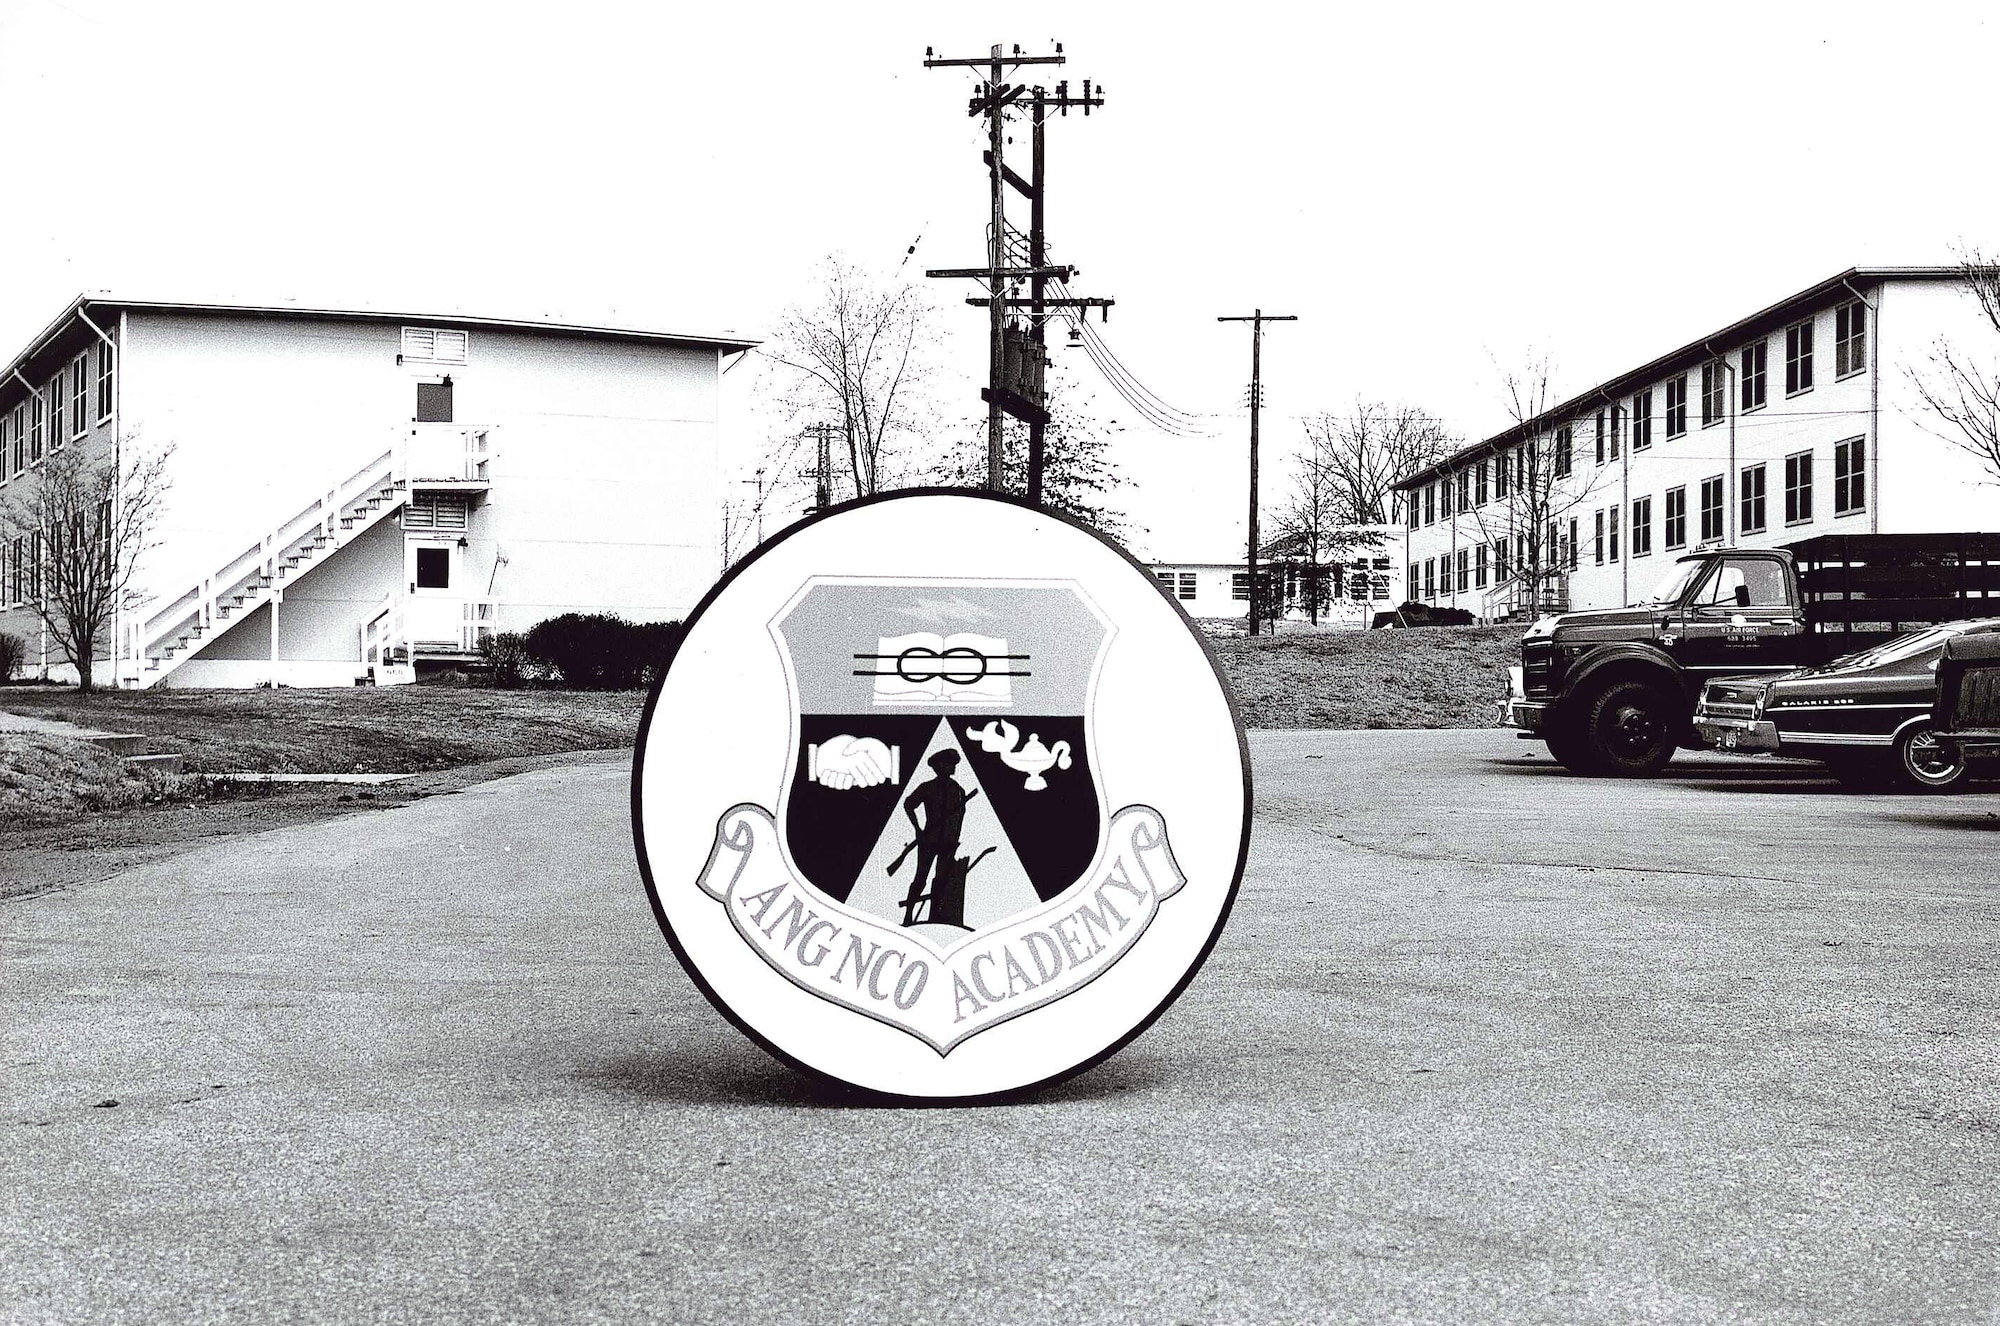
xmin=1395 ymin=267 xmax=1999 ymax=617
xmin=0 ymin=296 xmax=753 ymax=686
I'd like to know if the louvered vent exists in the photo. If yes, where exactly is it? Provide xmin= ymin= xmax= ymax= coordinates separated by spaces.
xmin=401 ymin=327 xmax=470 ymax=364
xmin=405 ymin=492 xmax=469 ymax=532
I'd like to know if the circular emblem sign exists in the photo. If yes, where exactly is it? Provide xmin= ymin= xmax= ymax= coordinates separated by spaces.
xmin=632 ymin=490 xmax=1250 ymax=1099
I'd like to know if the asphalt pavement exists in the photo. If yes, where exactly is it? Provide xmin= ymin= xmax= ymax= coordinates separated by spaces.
xmin=4 ymin=732 xmax=1996 ymax=1325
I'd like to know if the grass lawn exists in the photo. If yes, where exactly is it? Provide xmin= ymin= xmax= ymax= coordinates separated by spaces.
xmin=1211 ymin=624 xmax=1524 ymax=730
xmin=0 ymin=685 xmax=647 ymax=775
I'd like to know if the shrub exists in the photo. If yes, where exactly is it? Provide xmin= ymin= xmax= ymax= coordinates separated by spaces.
xmin=0 ymin=632 xmax=21 ymax=683
xmin=521 ymin=613 xmax=685 ymax=689
xmin=479 ymin=631 xmax=530 ymax=689
xmin=1373 ymin=601 xmax=1477 ymax=629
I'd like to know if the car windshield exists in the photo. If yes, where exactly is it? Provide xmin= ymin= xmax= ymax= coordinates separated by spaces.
xmin=1642 ymin=559 xmax=1710 ymax=604
xmin=1827 ymin=624 xmax=1964 ymax=670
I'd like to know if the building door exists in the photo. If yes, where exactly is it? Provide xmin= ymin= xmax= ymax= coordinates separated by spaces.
xmin=409 ymin=541 xmax=456 ymax=596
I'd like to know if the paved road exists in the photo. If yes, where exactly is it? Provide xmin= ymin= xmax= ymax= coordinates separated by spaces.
xmin=5 ymin=732 xmax=1996 ymax=1325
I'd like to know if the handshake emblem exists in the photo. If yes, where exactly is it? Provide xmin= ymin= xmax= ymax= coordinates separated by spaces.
xmin=808 ymin=735 xmax=901 ymax=791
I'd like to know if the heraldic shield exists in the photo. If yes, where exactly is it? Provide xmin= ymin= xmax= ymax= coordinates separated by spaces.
xmin=772 ymin=580 xmax=1111 ymax=948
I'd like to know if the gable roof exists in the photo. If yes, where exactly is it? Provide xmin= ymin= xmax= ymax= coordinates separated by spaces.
xmin=1392 ymin=265 xmax=1978 ymax=491
xmin=3 ymin=291 xmax=759 ymax=391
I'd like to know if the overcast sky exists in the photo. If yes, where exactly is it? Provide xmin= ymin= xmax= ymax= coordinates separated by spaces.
xmin=3 ymin=0 xmax=1993 ymax=559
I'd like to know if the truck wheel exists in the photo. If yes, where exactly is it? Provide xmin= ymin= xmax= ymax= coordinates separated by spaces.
xmin=1582 ymin=679 xmax=1677 ymax=777
xmin=1888 ymin=721 xmax=1968 ymax=793
xmin=1544 ymin=720 xmax=1591 ymax=773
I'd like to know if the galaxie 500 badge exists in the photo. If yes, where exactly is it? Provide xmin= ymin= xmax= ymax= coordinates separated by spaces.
xmin=632 ymin=491 xmax=1249 ymax=1099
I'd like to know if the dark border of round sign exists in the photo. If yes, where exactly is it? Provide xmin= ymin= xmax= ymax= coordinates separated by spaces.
xmin=629 ymin=486 xmax=1254 ymax=1106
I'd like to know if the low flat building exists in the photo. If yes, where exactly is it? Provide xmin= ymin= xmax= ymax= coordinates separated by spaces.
xmin=0 ymin=294 xmax=754 ymax=686
xmin=1393 ymin=266 xmax=1999 ymax=618
xmin=1151 ymin=526 xmax=1404 ymax=628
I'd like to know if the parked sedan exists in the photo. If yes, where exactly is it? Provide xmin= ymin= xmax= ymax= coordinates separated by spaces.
xmin=1692 ymin=617 xmax=2000 ymax=791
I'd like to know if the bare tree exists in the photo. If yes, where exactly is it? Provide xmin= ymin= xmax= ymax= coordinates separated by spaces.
xmin=928 ymin=366 xmax=1139 ymax=541
xmin=1264 ymin=423 xmax=1378 ymax=624
xmin=762 ymin=256 xmax=939 ymax=502
xmin=1908 ymin=246 xmax=2000 ymax=485
xmin=1298 ymin=401 xmax=1459 ymax=527
xmin=1457 ymin=354 xmax=1610 ymax=618
xmin=1 ymin=436 xmax=172 ymax=692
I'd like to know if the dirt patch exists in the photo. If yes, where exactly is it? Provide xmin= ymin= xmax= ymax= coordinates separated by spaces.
xmin=0 ymin=747 xmax=630 ymax=902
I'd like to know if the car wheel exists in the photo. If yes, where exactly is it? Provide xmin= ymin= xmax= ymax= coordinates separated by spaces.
xmin=1888 ymin=721 xmax=1968 ymax=793
xmin=1582 ymin=679 xmax=1677 ymax=777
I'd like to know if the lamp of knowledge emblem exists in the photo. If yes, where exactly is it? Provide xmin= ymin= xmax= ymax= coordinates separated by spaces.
xmin=632 ymin=491 xmax=1250 ymax=1099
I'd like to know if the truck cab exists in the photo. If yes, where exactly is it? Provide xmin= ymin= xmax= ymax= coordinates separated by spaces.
xmin=1507 ymin=548 xmax=1807 ymax=776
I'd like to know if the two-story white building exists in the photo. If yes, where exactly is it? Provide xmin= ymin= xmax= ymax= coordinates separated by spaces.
xmin=0 ymin=295 xmax=754 ymax=687
xmin=1394 ymin=267 xmax=1998 ymax=618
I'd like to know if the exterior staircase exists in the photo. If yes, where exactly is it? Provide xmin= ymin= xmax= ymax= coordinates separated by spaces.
xmin=119 ymin=448 xmax=407 ymax=688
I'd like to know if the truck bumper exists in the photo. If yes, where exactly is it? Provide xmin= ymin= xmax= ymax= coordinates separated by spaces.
xmin=1501 ymin=698 xmax=1548 ymax=733
xmin=1693 ymin=714 xmax=1781 ymax=753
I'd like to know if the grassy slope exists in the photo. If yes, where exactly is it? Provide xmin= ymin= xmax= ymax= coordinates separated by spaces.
xmin=0 ymin=624 xmax=1524 ymax=791
xmin=0 ymin=732 xmax=168 ymax=826
xmin=0 ymin=686 xmax=646 ymax=775
xmin=1211 ymin=625 xmax=1525 ymax=730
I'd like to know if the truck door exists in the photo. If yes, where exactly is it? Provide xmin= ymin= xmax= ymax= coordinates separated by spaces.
xmin=1676 ymin=556 xmax=1804 ymax=680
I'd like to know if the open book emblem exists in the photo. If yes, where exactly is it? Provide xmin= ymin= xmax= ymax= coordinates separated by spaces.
xmin=856 ymin=634 xmax=1028 ymax=706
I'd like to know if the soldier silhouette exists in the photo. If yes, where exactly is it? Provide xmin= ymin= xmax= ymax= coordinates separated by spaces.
xmin=898 ymin=750 xmax=974 ymax=927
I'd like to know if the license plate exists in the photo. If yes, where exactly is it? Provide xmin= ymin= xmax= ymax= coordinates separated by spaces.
xmin=1722 ymin=730 xmax=1739 ymax=749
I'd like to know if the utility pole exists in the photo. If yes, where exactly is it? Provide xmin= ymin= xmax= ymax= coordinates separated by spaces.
xmin=924 ymin=43 xmax=1109 ymax=497
xmin=741 ymin=468 xmax=766 ymax=546
xmin=1217 ymin=310 xmax=1297 ymax=637
xmin=808 ymin=422 xmax=832 ymax=512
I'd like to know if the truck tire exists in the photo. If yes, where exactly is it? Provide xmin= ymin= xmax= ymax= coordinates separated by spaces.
xmin=1580 ymin=678 xmax=1677 ymax=777
xmin=1544 ymin=719 xmax=1591 ymax=773
xmin=1887 ymin=721 xmax=1968 ymax=793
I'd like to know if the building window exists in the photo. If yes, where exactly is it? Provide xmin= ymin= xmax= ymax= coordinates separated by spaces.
xmin=401 ymin=326 xmax=469 ymax=364
xmin=1632 ymin=390 xmax=1652 ymax=451
xmin=1609 ymin=505 xmax=1620 ymax=562
xmin=1740 ymin=340 xmax=1768 ymax=411
xmin=29 ymin=395 xmax=43 ymax=463
xmin=9 ymin=406 xmax=22 ymax=474
xmin=1408 ymin=562 xmax=1420 ymax=597
xmin=1665 ymin=376 xmax=1687 ymax=438
xmin=1834 ymin=436 xmax=1866 ymax=515
xmin=1609 ymin=406 xmax=1622 ymax=461
xmin=415 ymin=379 xmax=454 ymax=424
xmin=1631 ymin=496 xmax=1653 ymax=557
xmin=1568 ymin=517 xmax=1579 ymax=570
xmin=1741 ymin=463 xmax=1767 ymax=534
xmin=1406 ymin=495 xmax=1419 ymax=530
xmin=1495 ymin=448 xmax=1511 ymax=500
xmin=71 ymin=355 xmax=88 ymax=437
xmin=1439 ymin=476 xmax=1453 ymax=519
xmin=1476 ymin=459 xmax=1490 ymax=507
xmin=1784 ymin=450 xmax=1814 ymax=525
xmin=1423 ymin=484 xmax=1435 ymax=525
xmin=1555 ymin=424 xmax=1573 ymax=479
xmin=1665 ymin=485 xmax=1687 ymax=550
xmin=97 ymin=342 xmax=115 ymax=421
xmin=0 ymin=417 xmax=6 ymax=485
xmin=1700 ymin=475 xmax=1724 ymax=543
xmin=1495 ymin=537 xmax=1509 ymax=582
xmin=1475 ymin=543 xmax=1489 ymax=588
xmin=1785 ymin=320 xmax=1814 ymax=395
xmin=1701 ymin=359 xmax=1726 ymax=427
xmin=1423 ymin=558 xmax=1435 ymax=599
xmin=415 ymin=545 xmax=452 ymax=590
xmin=1177 ymin=573 xmax=1196 ymax=600
xmin=1835 ymin=300 xmax=1867 ymax=378
xmin=1595 ymin=410 xmax=1606 ymax=465
xmin=1456 ymin=469 xmax=1470 ymax=512
xmin=1455 ymin=548 xmax=1469 ymax=593
xmin=1231 ymin=573 xmax=1249 ymax=601
xmin=1594 ymin=509 xmax=1606 ymax=565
